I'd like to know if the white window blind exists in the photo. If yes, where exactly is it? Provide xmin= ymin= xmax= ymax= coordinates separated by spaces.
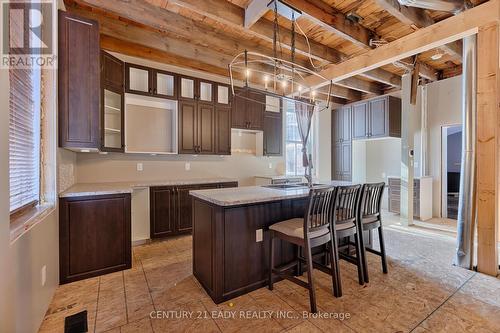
xmin=9 ymin=3 xmax=41 ymax=213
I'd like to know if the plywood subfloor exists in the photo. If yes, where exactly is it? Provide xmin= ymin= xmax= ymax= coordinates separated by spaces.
xmin=39 ymin=226 xmax=500 ymax=332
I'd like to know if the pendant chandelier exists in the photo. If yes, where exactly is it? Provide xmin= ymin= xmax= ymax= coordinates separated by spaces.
xmin=228 ymin=0 xmax=333 ymax=113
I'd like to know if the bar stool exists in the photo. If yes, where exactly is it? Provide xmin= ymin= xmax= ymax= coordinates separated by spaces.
xmin=358 ymin=182 xmax=388 ymax=283
xmin=330 ymin=184 xmax=365 ymax=297
xmin=268 ymin=186 xmax=337 ymax=313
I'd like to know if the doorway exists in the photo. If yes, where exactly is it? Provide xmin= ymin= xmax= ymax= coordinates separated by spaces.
xmin=441 ymin=125 xmax=462 ymax=219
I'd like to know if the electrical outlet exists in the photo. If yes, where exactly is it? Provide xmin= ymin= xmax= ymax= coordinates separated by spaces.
xmin=268 ymin=162 xmax=273 ymax=169
xmin=238 ymin=130 xmax=242 ymax=137
xmin=136 ymin=163 xmax=143 ymax=171
xmin=41 ymin=265 xmax=46 ymax=286
xmin=256 ymin=229 xmax=263 ymax=242
xmin=382 ymin=172 xmax=386 ymax=179
xmin=185 ymin=162 xmax=191 ymax=171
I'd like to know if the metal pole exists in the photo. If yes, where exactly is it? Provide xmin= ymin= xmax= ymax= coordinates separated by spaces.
xmin=455 ymin=34 xmax=477 ymax=269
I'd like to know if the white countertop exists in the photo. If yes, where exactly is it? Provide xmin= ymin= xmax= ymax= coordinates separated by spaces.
xmin=254 ymin=175 xmax=303 ymax=180
xmin=59 ymin=178 xmax=238 ymax=198
xmin=190 ymin=181 xmax=352 ymax=207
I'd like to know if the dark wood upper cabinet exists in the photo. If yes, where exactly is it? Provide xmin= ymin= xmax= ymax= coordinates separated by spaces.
xmin=178 ymin=101 xmax=197 ymax=154
xmin=232 ymin=88 xmax=247 ymax=128
xmin=216 ymin=106 xmax=232 ymax=155
xmin=263 ymin=95 xmax=283 ymax=156
xmin=58 ymin=11 xmax=100 ymax=150
xmin=352 ymin=95 xmax=401 ymax=140
xmin=246 ymin=90 xmax=265 ymax=130
xmin=125 ymin=63 xmax=176 ymax=99
xmin=101 ymin=51 xmax=124 ymax=91
xmin=178 ymin=101 xmax=215 ymax=154
xmin=59 ymin=194 xmax=131 ymax=284
xmin=198 ymin=102 xmax=216 ymax=154
xmin=231 ymin=87 xmax=264 ymax=130
xmin=263 ymin=114 xmax=282 ymax=156
xmin=216 ymin=84 xmax=231 ymax=106
xmin=179 ymin=76 xmax=197 ymax=101
xmin=101 ymin=51 xmax=124 ymax=153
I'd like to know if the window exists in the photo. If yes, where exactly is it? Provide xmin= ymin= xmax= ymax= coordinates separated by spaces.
xmin=285 ymin=100 xmax=313 ymax=176
xmin=8 ymin=5 xmax=42 ymax=214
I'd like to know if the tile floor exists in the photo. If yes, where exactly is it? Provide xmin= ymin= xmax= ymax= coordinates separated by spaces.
xmin=39 ymin=224 xmax=500 ymax=333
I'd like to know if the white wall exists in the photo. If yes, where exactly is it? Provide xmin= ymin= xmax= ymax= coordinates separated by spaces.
xmin=315 ymin=105 xmax=332 ymax=182
xmin=426 ymin=76 xmax=462 ymax=217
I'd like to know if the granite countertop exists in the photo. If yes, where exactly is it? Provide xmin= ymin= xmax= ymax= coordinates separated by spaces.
xmin=59 ymin=178 xmax=238 ymax=198
xmin=190 ymin=181 xmax=352 ymax=207
xmin=254 ymin=175 xmax=302 ymax=180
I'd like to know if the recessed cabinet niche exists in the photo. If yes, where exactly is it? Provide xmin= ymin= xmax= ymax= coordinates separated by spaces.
xmin=101 ymin=51 xmax=124 ymax=152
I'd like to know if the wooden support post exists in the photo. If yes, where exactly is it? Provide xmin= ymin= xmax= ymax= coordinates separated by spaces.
xmin=476 ymin=22 xmax=499 ymax=276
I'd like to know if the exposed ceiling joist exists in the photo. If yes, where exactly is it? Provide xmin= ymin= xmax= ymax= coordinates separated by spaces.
xmin=302 ymin=0 xmax=496 ymax=90
xmin=244 ymin=0 xmax=270 ymax=28
xmin=374 ymin=0 xmax=463 ymax=59
xmin=358 ymin=68 xmax=402 ymax=88
xmin=283 ymin=0 xmax=375 ymax=50
xmin=155 ymin=0 xmax=400 ymax=88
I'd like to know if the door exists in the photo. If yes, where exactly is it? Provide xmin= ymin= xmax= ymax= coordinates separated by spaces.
xmin=198 ymin=103 xmax=215 ymax=154
xmin=369 ymin=97 xmax=388 ymax=138
xmin=216 ymin=106 xmax=232 ymax=155
xmin=341 ymin=143 xmax=352 ymax=181
xmin=176 ymin=183 xmax=219 ymax=233
xmin=341 ymin=106 xmax=352 ymax=142
xmin=263 ymin=114 xmax=282 ymax=156
xmin=153 ymin=69 xmax=176 ymax=99
xmin=150 ymin=187 xmax=176 ymax=238
xmin=59 ymin=194 xmax=131 ymax=283
xmin=231 ymin=88 xmax=247 ymax=128
xmin=101 ymin=51 xmax=124 ymax=91
xmin=246 ymin=90 xmax=264 ymax=130
xmin=179 ymin=76 xmax=196 ymax=101
xmin=178 ymin=101 xmax=197 ymax=154
xmin=332 ymin=109 xmax=343 ymax=144
xmin=352 ymin=102 xmax=368 ymax=140
xmin=332 ymin=143 xmax=343 ymax=180
xmin=125 ymin=63 xmax=152 ymax=96
xmin=216 ymin=84 xmax=231 ymax=106
xmin=198 ymin=80 xmax=214 ymax=103
xmin=58 ymin=11 xmax=100 ymax=149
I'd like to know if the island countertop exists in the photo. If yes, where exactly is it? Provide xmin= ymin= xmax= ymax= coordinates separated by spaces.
xmin=190 ymin=181 xmax=352 ymax=207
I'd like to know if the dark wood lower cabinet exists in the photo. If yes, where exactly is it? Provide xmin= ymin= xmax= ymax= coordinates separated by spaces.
xmin=150 ymin=181 xmax=238 ymax=238
xmin=59 ymin=194 xmax=131 ymax=284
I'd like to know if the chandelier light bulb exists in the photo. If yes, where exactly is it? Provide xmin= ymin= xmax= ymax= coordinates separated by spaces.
xmin=298 ymin=85 xmax=303 ymax=92
xmin=311 ymin=90 xmax=316 ymax=97
xmin=281 ymin=80 xmax=287 ymax=88
xmin=246 ymin=68 xmax=251 ymax=77
xmin=263 ymin=75 xmax=269 ymax=82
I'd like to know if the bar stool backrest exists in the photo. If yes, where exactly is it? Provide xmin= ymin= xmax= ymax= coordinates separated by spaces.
xmin=304 ymin=186 xmax=337 ymax=237
xmin=333 ymin=185 xmax=362 ymax=226
xmin=359 ymin=182 xmax=385 ymax=219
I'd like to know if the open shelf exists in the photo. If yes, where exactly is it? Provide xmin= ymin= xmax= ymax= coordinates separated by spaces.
xmin=105 ymin=127 xmax=121 ymax=134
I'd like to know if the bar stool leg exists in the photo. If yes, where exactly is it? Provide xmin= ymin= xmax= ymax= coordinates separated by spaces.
xmin=328 ymin=236 xmax=341 ymax=297
xmin=268 ymin=231 xmax=275 ymax=290
xmin=359 ymin=227 xmax=370 ymax=284
xmin=378 ymin=224 xmax=388 ymax=274
xmin=297 ymin=245 xmax=303 ymax=276
xmin=354 ymin=230 xmax=365 ymax=285
xmin=304 ymin=240 xmax=317 ymax=313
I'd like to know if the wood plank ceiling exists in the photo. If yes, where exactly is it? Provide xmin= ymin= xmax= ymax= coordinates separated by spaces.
xmin=64 ymin=0 xmax=488 ymax=104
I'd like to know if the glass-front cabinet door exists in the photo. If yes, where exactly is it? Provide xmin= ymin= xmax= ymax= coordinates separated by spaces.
xmin=154 ymin=70 xmax=176 ymax=99
xmin=216 ymin=84 xmax=230 ymax=105
xmin=199 ymin=80 xmax=213 ymax=103
xmin=125 ymin=64 xmax=151 ymax=95
xmin=180 ymin=76 xmax=195 ymax=100
xmin=102 ymin=88 xmax=123 ymax=151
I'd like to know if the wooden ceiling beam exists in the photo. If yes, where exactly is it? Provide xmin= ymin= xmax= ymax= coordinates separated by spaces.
xmin=301 ymin=0 xmax=497 ymax=91
xmin=244 ymin=0 xmax=270 ymax=28
xmin=374 ymin=0 xmax=462 ymax=59
xmin=155 ymin=0 xmax=400 ymax=88
xmin=335 ymin=77 xmax=383 ymax=94
xmin=358 ymin=68 xmax=402 ymax=88
xmin=283 ymin=0 xmax=374 ymax=50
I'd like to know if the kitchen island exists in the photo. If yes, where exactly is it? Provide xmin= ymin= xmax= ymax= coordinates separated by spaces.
xmin=190 ymin=183 xmax=365 ymax=304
